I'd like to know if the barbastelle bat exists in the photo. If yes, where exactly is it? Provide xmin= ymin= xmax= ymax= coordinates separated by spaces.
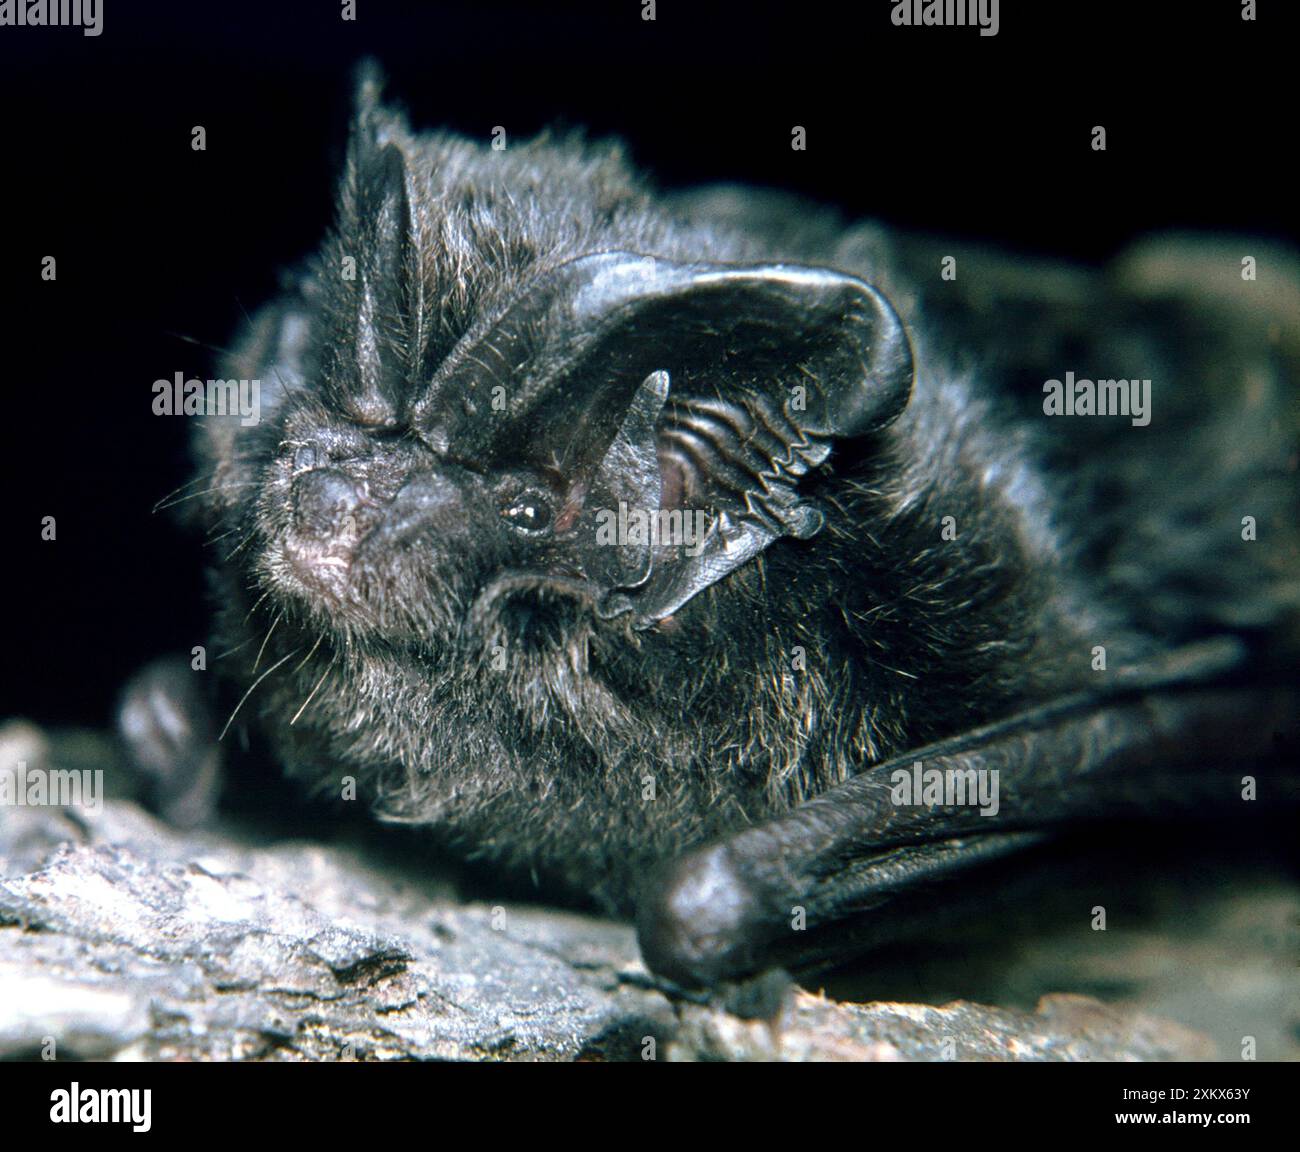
xmin=125 ymin=72 xmax=1300 ymax=988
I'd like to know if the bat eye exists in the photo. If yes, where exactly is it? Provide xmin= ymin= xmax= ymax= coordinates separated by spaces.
xmin=501 ymin=488 xmax=554 ymax=536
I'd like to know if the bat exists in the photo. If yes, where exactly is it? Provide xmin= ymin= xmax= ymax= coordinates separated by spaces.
xmin=123 ymin=69 xmax=1300 ymax=989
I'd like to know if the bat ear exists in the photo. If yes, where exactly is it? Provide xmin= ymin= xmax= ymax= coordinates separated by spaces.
xmin=418 ymin=252 xmax=913 ymax=621
xmin=319 ymin=73 xmax=422 ymax=426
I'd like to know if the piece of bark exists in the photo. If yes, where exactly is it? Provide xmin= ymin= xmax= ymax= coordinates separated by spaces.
xmin=0 ymin=720 xmax=1235 ymax=1062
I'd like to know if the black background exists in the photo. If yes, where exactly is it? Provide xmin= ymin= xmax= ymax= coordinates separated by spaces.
xmin=1 ymin=0 xmax=1293 ymax=725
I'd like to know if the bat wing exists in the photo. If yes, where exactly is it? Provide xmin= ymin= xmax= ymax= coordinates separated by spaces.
xmin=638 ymin=638 xmax=1300 ymax=986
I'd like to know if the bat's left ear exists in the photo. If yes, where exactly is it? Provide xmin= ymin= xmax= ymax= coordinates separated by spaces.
xmin=419 ymin=252 xmax=914 ymax=623
xmin=593 ymin=260 xmax=915 ymax=625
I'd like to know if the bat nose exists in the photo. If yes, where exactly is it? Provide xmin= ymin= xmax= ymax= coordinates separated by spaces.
xmin=292 ymin=468 xmax=360 ymax=535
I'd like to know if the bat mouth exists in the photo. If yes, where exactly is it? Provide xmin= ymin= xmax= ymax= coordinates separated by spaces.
xmin=464 ymin=570 xmax=606 ymax=648
xmin=277 ymin=531 xmax=360 ymax=609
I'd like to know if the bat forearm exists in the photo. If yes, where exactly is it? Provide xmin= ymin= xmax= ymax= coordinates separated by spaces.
xmin=638 ymin=679 xmax=1298 ymax=986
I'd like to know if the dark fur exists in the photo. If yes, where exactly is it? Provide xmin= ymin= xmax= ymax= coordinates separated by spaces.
xmin=192 ymin=85 xmax=1299 ymax=918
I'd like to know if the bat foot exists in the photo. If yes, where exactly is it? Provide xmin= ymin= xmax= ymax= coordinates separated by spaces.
xmin=716 ymin=967 xmax=796 ymax=1021
xmin=117 ymin=657 xmax=222 ymax=829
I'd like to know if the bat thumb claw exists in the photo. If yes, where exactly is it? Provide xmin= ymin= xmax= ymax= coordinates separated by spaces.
xmin=636 ymin=844 xmax=772 ymax=988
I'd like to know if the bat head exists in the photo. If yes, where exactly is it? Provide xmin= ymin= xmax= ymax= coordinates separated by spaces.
xmin=219 ymin=93 xmax=913 ymax=667
xmin=192 ymin=82 xmax=921 ymax=868
xmin=188 ymin=78 xmax=1081 ymax=907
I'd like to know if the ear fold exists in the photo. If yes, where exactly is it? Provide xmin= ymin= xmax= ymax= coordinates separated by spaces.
xmin=416 ymin=252 xmax=914 ymax=622
xmin=576 ymin=370 xmax=668 ymax=594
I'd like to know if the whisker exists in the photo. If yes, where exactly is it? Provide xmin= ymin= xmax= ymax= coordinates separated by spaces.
xmin=154 ymin=481 xmax=259 ymax=513
xmin=293 ymin=632 xmax=326 ymax=673
xmin=222 ymin=528 xmax=259 ymax=563
xmin=213 ymin=635 xmax=255 ymax=661
xmin=203 ymin=526 xmax=243 ymax=547
xmin=218 ymin=647 xmax=300 ymax=741
xmin=252 ymin=611 xmax=283 ymax=673
xmin=243 ymin=588 xmax=273 ymax=625
xmin=290 ymin=652 xmax=337 ymax=726
xmin=163 ymin=329 xmax=237 ymax=358
xmin=152 ymin=475 xmax=210 ymax=509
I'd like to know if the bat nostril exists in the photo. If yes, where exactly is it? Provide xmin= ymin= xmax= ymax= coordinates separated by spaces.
xmin=292 ymin=468 xmax=361 ymax=535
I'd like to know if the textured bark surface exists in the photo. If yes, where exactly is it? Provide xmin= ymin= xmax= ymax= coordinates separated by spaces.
xmin=0 ymin=720 xmax=1291 ymax=1062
